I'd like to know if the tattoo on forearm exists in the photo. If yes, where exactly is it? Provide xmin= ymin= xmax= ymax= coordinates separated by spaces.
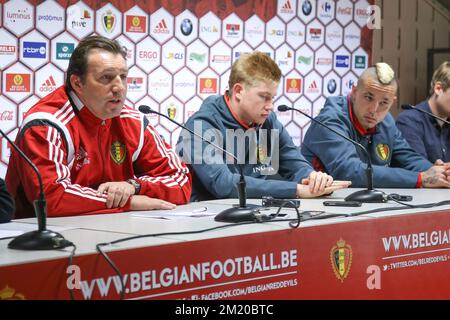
xmin=424 ymin=168 xmax=439 ymax=184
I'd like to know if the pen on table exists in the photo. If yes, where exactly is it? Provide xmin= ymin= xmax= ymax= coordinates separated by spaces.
xmin=191 ymin=207 xmax=207 ymax=213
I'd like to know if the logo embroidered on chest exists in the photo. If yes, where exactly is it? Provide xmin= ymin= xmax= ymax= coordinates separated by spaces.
xmin=75 ymin=146 xmax=90 ymax=171
xmin=110 ymin=141 xmax=127 ymax=165
xmin=376 ymin=143 xmax=390 ymax=161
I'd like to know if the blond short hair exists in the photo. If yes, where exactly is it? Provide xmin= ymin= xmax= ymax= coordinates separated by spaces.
xmin=228 ymin=52 xmax=281 ymax=93
xmin=430 ymin=61 xmax=450 ymax=96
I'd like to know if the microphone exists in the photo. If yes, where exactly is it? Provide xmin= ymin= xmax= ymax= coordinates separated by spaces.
xmin=138 ymin=105 xmax=262 ymax=222
xmin=401 ymin=104 xmax=450 ymax=125
xmin=0 ymin=128 xmax=72 ymax=250
xmin=277 ymin=105 xmax=385 ymax=203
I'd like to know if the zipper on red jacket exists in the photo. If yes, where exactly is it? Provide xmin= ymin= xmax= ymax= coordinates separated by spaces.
xmin=99 ymin=120 xmax=106 ymax=184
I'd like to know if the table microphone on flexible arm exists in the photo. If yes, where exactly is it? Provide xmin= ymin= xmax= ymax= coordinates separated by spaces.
xmin=277 ymin=105 xmax=385 ymax=203
xmin=138 ymin=105 xmax=262 ymax=223
xmin=401 ymin=104 xmax=450 ymax=125
xmin=1 ymin=129 xmax=73 ymax=250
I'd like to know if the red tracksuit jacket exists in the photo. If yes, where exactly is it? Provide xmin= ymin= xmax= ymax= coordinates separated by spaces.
xmin=6 ymin=86 xmax=192 ymax=218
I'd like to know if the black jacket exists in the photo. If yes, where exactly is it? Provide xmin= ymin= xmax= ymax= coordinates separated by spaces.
xmin=0 ymin=178 xmax=14 ymax=223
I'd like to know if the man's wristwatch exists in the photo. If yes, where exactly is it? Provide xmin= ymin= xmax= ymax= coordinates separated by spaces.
xmin=126 ymin=179 xmax=141 ymax=195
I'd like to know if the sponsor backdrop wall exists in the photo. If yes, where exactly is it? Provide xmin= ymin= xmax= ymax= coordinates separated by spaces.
xmin=0 ymin=0 xmax=373 ymax=178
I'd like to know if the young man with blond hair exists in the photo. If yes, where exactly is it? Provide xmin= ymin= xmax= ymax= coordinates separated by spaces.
xmin=397 ymin=61 xmax=450 ymax=163
xmin=179 ymin=52 xmax=349 ymax=201
xmin=302 ymin=63 xmax=450 ymax=188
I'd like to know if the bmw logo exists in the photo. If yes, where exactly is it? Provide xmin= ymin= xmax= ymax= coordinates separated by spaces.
xmin=302 ymin=0 xmax=313 ymax=15
xmin=180 ymin=18 xmax=193 ymax=36
xmin=327 ymin=79 xmax=337 ymax=94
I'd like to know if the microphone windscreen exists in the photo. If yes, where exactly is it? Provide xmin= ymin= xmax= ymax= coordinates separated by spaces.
xmin=277 ymin=105 xmax=289 ymax=112
xmin=138 ymin=105 xmax=153 ymax=114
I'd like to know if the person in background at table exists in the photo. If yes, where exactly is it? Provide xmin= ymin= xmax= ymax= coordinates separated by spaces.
xmin=0 ymin=178 xmax=14 ymax=223
xmin=6 ymin=35 xmax=192 ymax=218
xmin=178 ymin=51 xmax=350 ymax=201
xmin=301 ymin=62 xmax=450 ymax=189
xmin=396 ymin=61 xmax=450 ymax=163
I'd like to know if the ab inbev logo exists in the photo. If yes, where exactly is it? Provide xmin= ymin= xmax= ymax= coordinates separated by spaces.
xmin=6 ymin=74 xmax=31 ymax=92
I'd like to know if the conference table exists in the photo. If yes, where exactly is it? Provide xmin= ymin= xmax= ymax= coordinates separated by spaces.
xmin=1 ymin=188 xmax=450 ymax=300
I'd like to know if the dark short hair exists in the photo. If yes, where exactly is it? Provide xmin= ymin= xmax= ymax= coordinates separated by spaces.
xmin=65 ymin=35 xmax=127 ymax=92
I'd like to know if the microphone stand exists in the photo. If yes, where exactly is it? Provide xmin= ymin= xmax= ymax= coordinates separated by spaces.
xmin=278 ymin=105 xmax=385 ymax=203
xmin=138 ymin=105 xmax=262 ymax=222
xmin=402 ymin=104 xmax=450 ymax=125
xmin=1 ymin=129 xmax=72 ymax=250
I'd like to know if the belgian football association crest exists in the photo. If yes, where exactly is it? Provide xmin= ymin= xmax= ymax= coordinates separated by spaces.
xmin=102 ymin=10 xmax=116 ymax=33
xmin=330 ymin=238 xmax=352 ymax=282
xmin=110 ymin=141 xmax=126 ymax=165
xmin=167 ymin=103 xmax=177 ymax=120
xmin=376 ymin=143 xmax=390 ymax=161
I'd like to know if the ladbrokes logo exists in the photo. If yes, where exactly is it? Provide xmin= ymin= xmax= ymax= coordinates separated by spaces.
xmin=6 ymin=74 xmax=31 ymax=92
xmin=126 ymin=15 xmax=146 ymax=33
xmin=199 ymin=78 xmax=218 ymax=94
xmin=330 ymin=239 xmax=352 ymax=282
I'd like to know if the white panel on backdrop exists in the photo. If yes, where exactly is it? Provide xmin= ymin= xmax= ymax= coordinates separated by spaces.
xmin=209 ymin=40 xmax=232 ymax=75
xmin=244 ymin=15 xmax=265 ymax=49
xmin=219 ymin=70 xmax=230 ymax=96
xmin=127 ymin=66 xmax=147 ymax=103
xmin=18 ymin=95 xmax=39 ymax=126
xmin=173 ymin=67 xmax=196 ymax=103
xmin=336 ymin=0 xmax=354 ymax=27
xmin=352 ymin=48 xmax=369 ymax=77
xmin=295 ymin=44 xmax=314 ymax=76
xmin=298 ymin=0 xmax=316 ymax=24
xmin=184 ymin=96 xmax=203 ymax=123
xmin=199 ymin=12 xmax=221 ymax=47
xmin=197 ymin=68 xmax=219 ymax=99
xmin=285 ymin=122 xmax=302 ymax=147
xmin=304 ymin=71 xmax=323 ymax=102
xmin=0 ymin=28 xmax=18 ymax=70
xmin=66 ymin=1 xmax=94 ymax=40
xmin=286 ymin=18 xmax=305 ymax=50
xmin=186 ymin=39 xmax=208 ymax=74
xmin=306 ymin=19 xmax=325 ymax=50
xmin=232 ymin=41 xmax=252 ymax=64
xmin=124 ymin=5 xmax=148 ymax=43
xmin=20 ymin=30 xmax=49 ymax=71
xmin=313 ymin=96 xmax=326 ymax=118
xmin=265 ymin=16 xmax=286 ymax=50
xmin=344 ymin=22 xmax=362 ymax=53
xmin=3 ymin=0 xmax=33 ymax=37
xmin=275 ymin=43 xmax=295 ymax=76
xmin=317 ymin=0 xmax=335 ymax=26
xmin=315 ymin=45 xmax=333 ymax=76
xmin=136 ymin=36 xmax=161 ymax=73
xmin=341 ymin=71 xmax=358 ymax=96
xmin=354 ymin=0 xmax=372 ymax=28
xmin=1 ymin=128 xmax=18 ymax=167
xmin=334 ymin=46 xmax=351 ymax=77
xmin=222 ymin=13 xmax=243 ymax=48
xmin=136 ymin=96 xmax=159 ymax=126
xmin=160 ymin=96 xmax=183 ymax=131
xmin=161 ymin=38 xmax=186 ymax=74
xmin=323 ymin=71 xmax=341 ymax=97
xmin=284 ymin=70 xmax=303 ymax=103
xmin=150 ymin=7 xmax=174 ymax=45
xmin=325 ymin=21 xmax=343 ymax=51
xmin=51 ymin=32 xmax=78 ymax=71
xmin=175 ymin=10 xmax=198 ymax=46
xmin=2 ymin=62 xmax=32 ymax=104
xmin=34 ymin=64 xmax=64 ymax=99
xmin=148 ymin=67 xmax=172 ymax=103
xmin=293 ymin=96 xmax=313 ymax=128
xmin=36 ymin=0 xmax=65 ymax=39
xmin=0 ymin=95 xmax=17 ymax=133
xmin=273 ymin=96 xmax=293 ymax=126
xmin=277 ymin=0 xmax=297 ymax=22
xmin=116 ymin=35 xmax=136 ymax=68
xmin=95 ymin=3 xmax=122 ymax=39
